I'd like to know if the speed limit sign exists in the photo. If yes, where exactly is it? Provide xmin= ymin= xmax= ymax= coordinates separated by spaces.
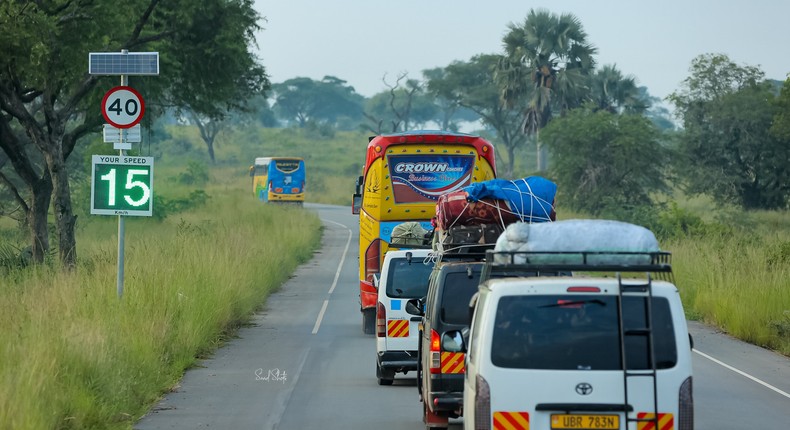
xmin=102 ymin=86 xmax=145 ymax=129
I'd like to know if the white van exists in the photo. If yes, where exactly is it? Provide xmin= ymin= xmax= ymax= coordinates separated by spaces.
xmin=446 ymin=250 xmax=694 ymax=430
xmin=375 ymin=248 xmax=435 ymax=385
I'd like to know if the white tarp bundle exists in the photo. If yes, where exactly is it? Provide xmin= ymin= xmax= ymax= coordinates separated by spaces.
xmin=493 ymin=219 xmax=660 ymax=265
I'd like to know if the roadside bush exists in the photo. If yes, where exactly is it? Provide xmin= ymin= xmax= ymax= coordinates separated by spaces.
xmin=152 ymin=190 xmax=210 ymax=221
xmin=177 ymin=161 xmax=209 ymax=185
xmin=596 ymin=201 xmax=732 ymax=241
xmin=767 ymin=240 xmax=790 ymax=267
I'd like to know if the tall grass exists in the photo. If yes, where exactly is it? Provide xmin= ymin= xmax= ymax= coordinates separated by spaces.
xmin=668 ymin=230 xmax=790 ymax=354
xmin=0 ymin=186 xmax=322 ymax=429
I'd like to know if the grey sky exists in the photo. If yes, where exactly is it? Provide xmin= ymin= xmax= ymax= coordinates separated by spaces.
xmin=254 ymin=0 xmax=790 ymax=102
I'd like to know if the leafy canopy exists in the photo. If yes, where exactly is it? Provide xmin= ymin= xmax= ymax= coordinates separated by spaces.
xmin=542 ymin=108 xmax=668 ymax=214
xmin=669 ymin=54 xmax=790 ymax=209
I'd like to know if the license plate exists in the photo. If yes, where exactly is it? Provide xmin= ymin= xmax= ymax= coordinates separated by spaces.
xmin=551 ymin=414 xmax=619 ymax=429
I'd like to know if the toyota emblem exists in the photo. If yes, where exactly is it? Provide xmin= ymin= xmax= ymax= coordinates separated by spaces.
xmin=575 ymin=382 xmax=593 ymax=395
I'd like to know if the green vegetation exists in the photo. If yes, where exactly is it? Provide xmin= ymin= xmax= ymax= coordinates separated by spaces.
xmin=669 ymin=231 xmax=790 ymax=353
xmin=0 ymin=171 xmax=321 ymax=429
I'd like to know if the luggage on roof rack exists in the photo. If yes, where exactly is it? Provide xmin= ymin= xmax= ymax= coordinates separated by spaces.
xmin=494 ymin=219 xmax=660 ymax=264
xmin=434 ymin=177 xmax=557 ymax=231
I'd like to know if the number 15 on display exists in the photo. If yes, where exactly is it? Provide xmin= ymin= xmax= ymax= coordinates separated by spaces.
xmin=91 ymin=155 xmax=154 ymax=216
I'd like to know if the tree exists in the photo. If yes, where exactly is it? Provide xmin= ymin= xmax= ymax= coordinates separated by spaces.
xmin=422 ymin=67 xmax=480 ymax=131
xmin=668 ymin=54 xmax=790 ymax=209
xmin=362 ymin=73 xmax=436 ymax=134
xmin=771 ymin=76 xmax=790 ymax=140
xmin=0 ymin=0 xmax=268 ymax=268
xmin=589 ymin=64 xmax=646 ymax=114
xmin=272 ymin=76 xmax=363 ymax=129
xmin=497 ymin=8 xmax=597 ymax=171
xmin=638 ymin=87 xmax=676 ymax=132
xmin=542 ymin=108 xmax=668 ymax=214
xmin=424 ymin=55 xmax=527 ymax=177
xmin=187 ymin=111 xmax=224 ymax=164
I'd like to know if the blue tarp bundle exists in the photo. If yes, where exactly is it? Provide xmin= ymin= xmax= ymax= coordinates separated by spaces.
xmin=463 ymin=177 xmax=557 ymax=223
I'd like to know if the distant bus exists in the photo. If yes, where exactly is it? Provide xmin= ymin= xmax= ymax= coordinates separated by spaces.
xmin=250 ymin=157 xmax=306 ymax=205
xmin=351 ymin=131 xmax=497 ymax=334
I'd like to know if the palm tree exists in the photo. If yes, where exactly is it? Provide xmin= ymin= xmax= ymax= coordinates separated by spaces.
xmin=589 ymin=64 xmax=647 ymax=114
xmin=496 ymin=8 xmax=597 ymax=171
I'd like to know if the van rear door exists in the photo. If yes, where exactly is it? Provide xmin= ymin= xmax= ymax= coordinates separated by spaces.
xmin=482 ymin=282 xmax=690 ymax=430
xmin=383 ymin=253 xmax=433 ymax=351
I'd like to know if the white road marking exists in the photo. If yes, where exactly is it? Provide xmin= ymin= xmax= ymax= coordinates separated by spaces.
xmin=311 ymin=219 xmax=352 ymax=334
xmin=694 ymin=349 xmax=790 ymax=399
xmin=269 ymin=347 xmax=310 ymax=430
xmin=311 ymin=300 xmax=329 ymax=335
xmin=326 ymin=222 xmax=352 ymax=295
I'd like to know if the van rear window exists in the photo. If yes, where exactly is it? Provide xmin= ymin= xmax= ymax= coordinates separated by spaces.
xmin=385 ymin=258 xmax=434 ymax=298
xmin=440 ymin=271 xmax=482 ymax=325
xmin=490 ymin=295 xmax=677 ymax=370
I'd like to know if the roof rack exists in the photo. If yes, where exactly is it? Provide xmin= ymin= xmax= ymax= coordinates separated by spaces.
xmin=481 ymin=250 xmax=673 ymax=281
xmin=434 ymin=251 xmax=489 ymax=263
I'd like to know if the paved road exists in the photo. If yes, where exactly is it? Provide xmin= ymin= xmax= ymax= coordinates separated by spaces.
xmin=136 ymin=203 xmax=790 ymax=429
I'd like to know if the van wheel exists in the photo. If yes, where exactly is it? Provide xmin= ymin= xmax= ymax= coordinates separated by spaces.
xmin=362 ymin=308 xmax=375 ymax=335
xmin=376 ymin=361 xmax=394 ymax=386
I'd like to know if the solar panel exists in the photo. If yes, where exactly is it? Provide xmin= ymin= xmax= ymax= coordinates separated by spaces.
xmin=89 ymin=52 xmax=159 ymax=75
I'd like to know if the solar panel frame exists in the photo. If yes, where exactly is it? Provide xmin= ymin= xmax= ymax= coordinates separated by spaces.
xmin=89 ymin=52 xmax=159 ymax=75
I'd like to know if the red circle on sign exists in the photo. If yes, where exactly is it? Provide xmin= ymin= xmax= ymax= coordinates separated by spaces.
xmin=101 ymin=86 xmax=145 ymax=129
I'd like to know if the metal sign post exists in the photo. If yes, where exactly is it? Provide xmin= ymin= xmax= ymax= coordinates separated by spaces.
xmin=89 ymin=50 xmax=159 ymax=298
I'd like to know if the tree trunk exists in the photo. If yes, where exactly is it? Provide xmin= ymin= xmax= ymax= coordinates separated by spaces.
xmin=207 ymin=139 xmax=216 ymax=164
xmin=536 ymin=130 xmax=548 ymax=172
xmin=28 ymin=176 xmax=53 ymax=263
xmin=506 ymin=145 xmax=516 ymax=179
xmin=0 ymin=111 xmax=53 ymax=264
xmin=45 ymin=147 xmax=77 ymax=269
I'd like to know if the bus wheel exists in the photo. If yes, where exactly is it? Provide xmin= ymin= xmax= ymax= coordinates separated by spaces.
xmin=362 ymin=308 xmax=375 ymax=335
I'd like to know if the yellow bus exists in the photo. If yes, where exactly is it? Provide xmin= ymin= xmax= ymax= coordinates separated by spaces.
xmin=351 ymin=131 xmax=497 ymax=334
xmin=250 ymin=157 xmax=306 ymax=205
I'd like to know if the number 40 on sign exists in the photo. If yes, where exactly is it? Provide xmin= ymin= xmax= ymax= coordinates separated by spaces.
xmin=91 ymin=155 xmax=154 ymax=216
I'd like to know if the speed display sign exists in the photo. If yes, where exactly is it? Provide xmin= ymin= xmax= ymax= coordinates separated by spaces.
xmin=91 ymin=155 xmax=154 ymax=216
xmin=102 ymin=86 xmax=145 ymax=129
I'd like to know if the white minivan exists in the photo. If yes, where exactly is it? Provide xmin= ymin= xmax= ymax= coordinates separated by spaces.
xmin=446 ymin=250 xmax=694 ymax=430
xmin=375 ymin=248 xmax=435 ymax=385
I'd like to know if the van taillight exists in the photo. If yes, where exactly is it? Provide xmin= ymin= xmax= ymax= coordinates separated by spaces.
xmin=429 ymin=329 xmax=441 ymax=374
xmin=475 ymin=374 xmax=491 ymax=430
xmin=376 ymin=301 xmax=386 ymax=338
xmin=678 ymin=377 xmax=693 ymax=430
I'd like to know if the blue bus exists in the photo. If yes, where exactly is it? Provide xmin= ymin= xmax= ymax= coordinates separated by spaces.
xmin=250 ymin=157 xmax=305 ymax=205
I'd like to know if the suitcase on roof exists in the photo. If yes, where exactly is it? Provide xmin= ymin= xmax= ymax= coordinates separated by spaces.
xmin=435 ymin=191 xmax=519 ymax=231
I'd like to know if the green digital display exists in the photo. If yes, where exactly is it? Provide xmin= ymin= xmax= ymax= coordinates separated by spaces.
xmin=91 ymin=155 xmax=154 ymax=216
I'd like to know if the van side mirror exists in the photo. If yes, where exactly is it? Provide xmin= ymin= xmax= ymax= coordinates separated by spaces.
xmin=351 ymin=193 xmax=362 ymax=214
xmin=442 ymin=330 xmax=466 ymax=353
xmin=689 ymin=333 xmax=694 ymax=350
xmin=406 ymin=298 xmax=424 ymax=316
